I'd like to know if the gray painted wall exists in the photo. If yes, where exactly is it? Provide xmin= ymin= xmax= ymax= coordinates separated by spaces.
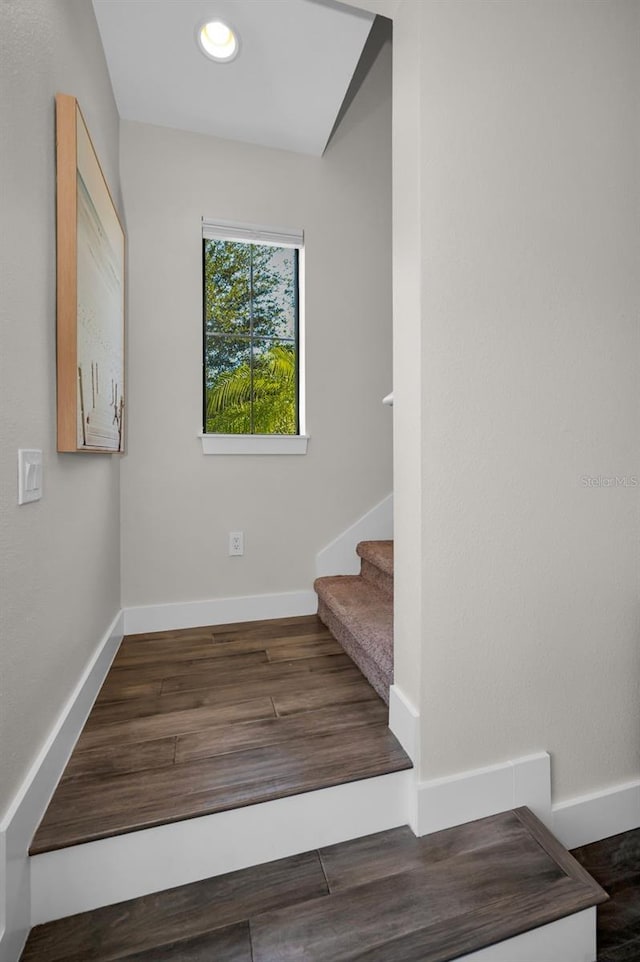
xmin=393 ymin=0 xmax=640 ymax=802
xmin=119 ymin=32 xmax=393 ymax=607
xmin=0 ymin=0 xmax=122 ymax=819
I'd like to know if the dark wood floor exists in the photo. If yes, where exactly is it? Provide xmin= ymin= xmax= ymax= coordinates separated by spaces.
xmin=31 ymin=615 xmax=411 ymax=854
xmin=572 ymin=828 xmax=640 ymax=961
xmin=22 ymin=807 xmax=608 ymax=962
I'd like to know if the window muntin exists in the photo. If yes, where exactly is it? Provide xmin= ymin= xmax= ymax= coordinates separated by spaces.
xmin=203 ymin=235 xmax=300 ymax=436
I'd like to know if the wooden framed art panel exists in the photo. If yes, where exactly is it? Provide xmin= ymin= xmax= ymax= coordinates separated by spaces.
xmin=56 ymin=94 xmax=125 ymax=453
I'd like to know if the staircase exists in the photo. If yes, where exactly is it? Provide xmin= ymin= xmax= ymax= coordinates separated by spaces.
xmin=21 ymin=808 xmax=608 ymax=961
xmin=13 ymin=563 xmax=611 ymax=962
xmin=314 ymin=540 xmax=393 ymax=704
xmin=25 ymin=615 xmax=412 ymax=935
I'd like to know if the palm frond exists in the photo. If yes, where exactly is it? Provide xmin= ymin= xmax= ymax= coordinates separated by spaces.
xmin=206 ymin=343 xmax=297 ymax=433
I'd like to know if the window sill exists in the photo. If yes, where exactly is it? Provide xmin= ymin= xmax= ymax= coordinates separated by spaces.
xmin=199 ymin=433 xmax=309 ymax=455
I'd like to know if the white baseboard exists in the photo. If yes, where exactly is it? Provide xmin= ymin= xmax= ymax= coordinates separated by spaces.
xmin=30 ymin=769 xmax=411 ymax=924
xmin=123 ymin=590 xmax=318 ymax=635
xmin=416 ymin=753 xmax=552 ymax=837
xmin=315 ymin=494 xmax=393 ymax=577
xmin=454 ymin=907 xmax=596 ymax=962
xmin=0 ymin=611 xmax=123 ymax=962
xmin=388 ymin=684 xmax=419 ymax=763
xmin=552 ymin=778 xmax=640 ymax=851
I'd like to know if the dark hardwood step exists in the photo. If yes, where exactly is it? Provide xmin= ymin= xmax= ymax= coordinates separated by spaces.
xmin=32 ymin=725 xmax=409 ymax=853
xmin=21 ymin=850 xmax=328 ymax=962
xmin=253 ymin=807 xmax=607 ymax=961
xmin=30 ymin=616 xmax=410 ymax=855
xmin=314 ymin=575 xmax=392 ymax=703
xmin=21 ymin=808 xmax=608 ymax=962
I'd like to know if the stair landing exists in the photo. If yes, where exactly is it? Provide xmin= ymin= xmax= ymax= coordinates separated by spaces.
xmin=21 ymin=808 xmax=608 ymax=961
xmin=31 ymin=615 xmax=411 ymax=854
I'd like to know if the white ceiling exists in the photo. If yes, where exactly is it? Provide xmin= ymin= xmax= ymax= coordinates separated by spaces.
xmin=92 ymin=0 xmax=374 ymax=156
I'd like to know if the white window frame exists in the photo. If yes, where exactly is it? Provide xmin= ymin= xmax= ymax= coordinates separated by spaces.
xmin=200 ymin=219 xmax=307 ymax=456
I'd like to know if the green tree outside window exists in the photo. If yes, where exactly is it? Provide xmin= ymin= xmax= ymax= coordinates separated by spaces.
xmin=203 ymin=238 xmax=299 ymax=435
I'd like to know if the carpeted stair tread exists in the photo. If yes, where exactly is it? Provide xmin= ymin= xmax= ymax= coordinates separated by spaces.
xmin=356 ymin=540 xmax=393 ymax=577
xmin=314 ymin=576 xmax=393 ymax=665
xmin=314 ymin=541 xmax=394 ymax=702
xmin=314 ymin=575 xmax=393 ymax=691
xmin=357 ymin=540 xmax=393 ymax=597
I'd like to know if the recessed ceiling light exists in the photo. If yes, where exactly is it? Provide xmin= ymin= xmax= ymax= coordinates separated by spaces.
xmin=198 ymin=20 xmax=239 ymax=62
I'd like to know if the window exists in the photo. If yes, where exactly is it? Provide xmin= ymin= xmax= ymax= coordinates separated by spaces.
xmin=202 ymin=220 xmax=306 ymax=453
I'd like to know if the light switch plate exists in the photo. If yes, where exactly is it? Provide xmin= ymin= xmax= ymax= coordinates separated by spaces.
xmin=18 ymin=449 xmax=43 ymax=504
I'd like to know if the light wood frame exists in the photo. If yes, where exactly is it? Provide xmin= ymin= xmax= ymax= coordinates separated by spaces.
xmin=56 ymin=94 xmax=125 ymax=453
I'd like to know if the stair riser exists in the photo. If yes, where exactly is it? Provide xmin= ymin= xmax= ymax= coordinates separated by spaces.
xmin=359 ymin=558 xmax=393 ymax=597
xmin=451 ymin=908 xmax=597 ymax=962
xmin=29 ymin=771 xmax=410 ymax=924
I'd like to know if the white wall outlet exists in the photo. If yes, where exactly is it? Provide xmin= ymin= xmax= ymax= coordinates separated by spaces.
xmin=228 ymin=531 xmax=244 ymax=556
xmin=18 ymin=449 xmax=43 ymax=504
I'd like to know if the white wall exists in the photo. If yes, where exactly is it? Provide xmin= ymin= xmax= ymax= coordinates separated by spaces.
xmin=391 ymin=1 xmax=423 ymax=713
xmin=0 ymin=0 xmax=122 ymax=820
xmin=119 ymin=29 xmax=392 ymax=607
xmin=392 ymin=0 xmax=640 ymax=802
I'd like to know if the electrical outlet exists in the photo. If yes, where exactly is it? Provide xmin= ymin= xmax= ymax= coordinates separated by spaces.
xmin=229 ymin=531 xmax=244 ymax=556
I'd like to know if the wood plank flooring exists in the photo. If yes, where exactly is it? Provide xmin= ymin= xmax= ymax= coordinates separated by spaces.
xmin=31 ymin=615 xmax=411 ymax=854
xmin=21 ymin=808 xmax=608 ymax=962
xmin=572 ymin=828 xmax=640 ymax=961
